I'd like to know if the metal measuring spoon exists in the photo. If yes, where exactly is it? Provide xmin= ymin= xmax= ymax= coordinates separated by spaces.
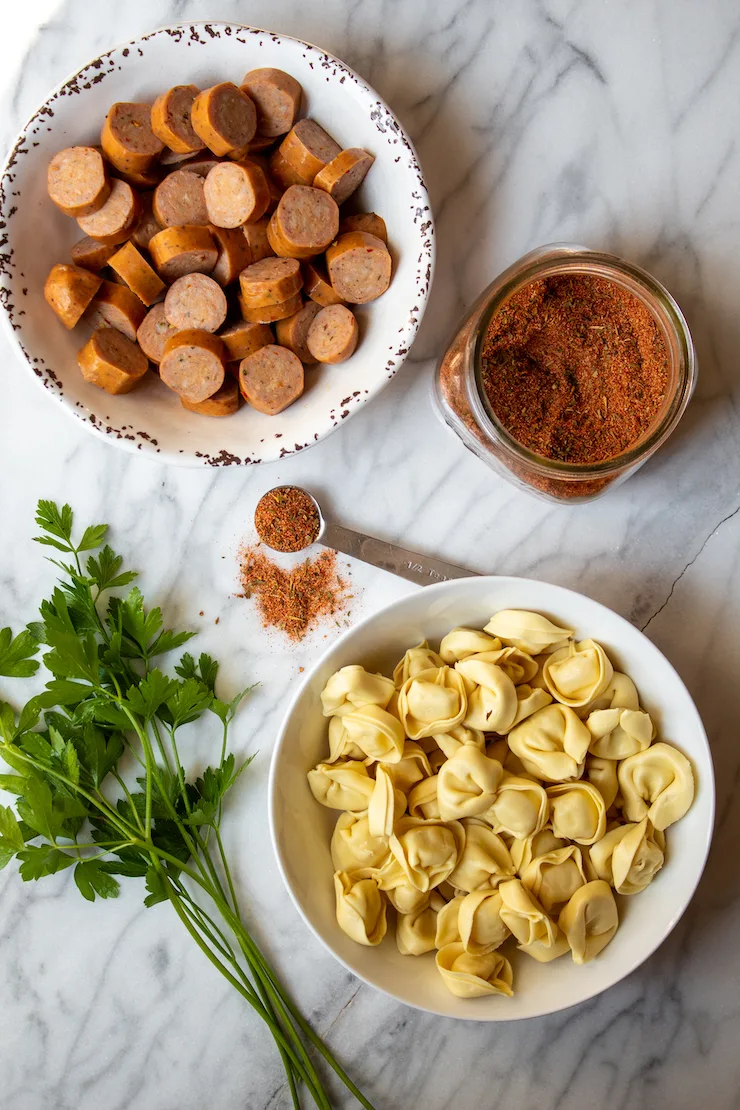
xmin=257 ymin=486 xmax=475 ymax=586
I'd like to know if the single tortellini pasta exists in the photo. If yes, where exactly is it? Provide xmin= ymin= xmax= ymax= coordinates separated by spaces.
xmin=543 ymin=639 xmax=614 ymax=708
xmin=589 ymin=817 xmax=665 ymax=894
xmin=521 ymin=846 xmax=588 ymax=912
xmin=433 ymin=723 xmax=486 ymax=760
xmin=507 ymin=704 xmax=591 ymax=783
xmin=546 ymin=782 xmax=607 ymax=845
xmin=510 ymin=684 xmax=553 ymax=729
xmin=327 ymin=716 xmax=365 ymax=763
xmin=518 ymin=929 xmax=571 ymax=963
xmin=398 ymin=666 xmax=468 ymax=739
xmin=482 ymin=772 xmax=549 ymax=839
xmin=307 ymin=760 xmax=375 ymax=812
xmin=396 ymin=891 xmax=446 ymax=955
xmin=586 ymin=707 xmax=654 ymax=760
xmin=456 ymin=659 xmax=518 ymax=733
xmin=558 ymin=880 xmax=618 ymax=964
xmin=580 ymin=671 xmax=640 ymax=717
xmin=342 ymin=704 xmax=406 ymax=763
xmin=368 ymin=766 xmax=407 ymax=837
xmin=437 ymin=746 xmax=504 ymax=821
xmin=436 ymin=943 xmax=514 ymax=998
xmin=381 ymin=741 xmax=431 ymax=793
xmin=458 ymin=890 xmax=510 ymax=955
xmin=331 ymin=811 xmax=390 ymax=873
xmin=465 ymin=646 xmax=539 ymax=686
xmin=389 ymin=816 xmax=465 ymax=892
xmin=393 ymin=641 xmax=445 ymax=687
xmin=333 ymin=871 xmax=387 ymax=946
xmin=484 ymin=610 xmax=573 ymax=655
xmin=448 ymin=820 xmax=515 ymax=893
xmin=584 ymin=755 xmax=619 ymax=810
xmin=497 ymin=878 xmax=559 ymax=949
xmin=386 ymin=882 xmax=432 ymax=916
xmin=321 ymin=666 xmax=395 ymax=717
xmin=439 ymin=627 xmax=502 ymax=664
xmin=408 ymin=774 xmax=440 ymax=819
xmin=510 ymin=828 xmax=567 ymax=875
xmin=435 ymin=894 xmax=465 ymax=948
xmin=617 ymin=742 xmax=695 ymax=831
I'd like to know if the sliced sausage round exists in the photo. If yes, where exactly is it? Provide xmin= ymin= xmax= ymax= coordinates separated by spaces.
xmin=148 ymin=226 xmax=218 ymax=282
xmin=71 ymin=236 xmax=119 ymax=272
xmin=239 ymin=344 xmax=304 ymax=415
xmin=108 ymin=241 xmax=165 ymax=307
xmin=325 ymin=231 xmax=392 ymax=304
xmin=153 ymin=169 xmax=209 ymax=227
xmin=44 ymin=263 xmax=102 ymax=329
xmin=302 ymin=260 xmax=345 ymax=306
xmin=239 ymin=290 xmax=303 ymax=324
xmin=268 ymin=147 xmax=307 ymax=190
xmin=102 ymin=103 xmax=164 ymax=174
xmin=240 ymin=69 xmax=302 ymax=138
xmin=203 ymin=161 xmax=270 ymax=228
xmin=209 ymin=225 xmax=253 ymax=286
xmin=181 ymin=377 xmax=240 ymax=416
xmin=76 ymin=179 xmax=140 ymax=246
xmin=77 ymin=327 xmax=149 ymax=395
xmin=242 ymin=217 xmax=275 ymax=264
xmin=306 ymin=304 xmax=358 ymax=364
xmin=191 ymin=83 xmax=257 ymax=157
xmin=151 ymin=85 xmax=205 ymax=154
xmin=160 ymin=330 xmax=226 ymax=402
xmin=275 ymin=119 xmax=341 ymax=185
xmin=47 ymin=147 xmax=110 ymax=217
xmin=83 ymin=279 xmax=148 ymax=342
xmin=275 ymin=301 xmax=322 ymax=363
xmin=268 ymin=186 xmax=339 ymax=259
xmin=219 ymin=320 xmax=273 ymax=361
xmin=238 ymin=257 xmax=302 ymax=307
xmin=313 ymin=149 xmax=375 ymax=206
xmin=164 ymin=273 xmax=227 ymax=333
xmin=339 ymin=211 xmax=387 ymax=243
xmin=137 ymin=303 xmax=179 ymax=364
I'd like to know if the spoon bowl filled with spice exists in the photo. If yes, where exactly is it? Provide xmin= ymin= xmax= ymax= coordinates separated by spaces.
xmin=435 ymin=244 xmax=696 ymax=503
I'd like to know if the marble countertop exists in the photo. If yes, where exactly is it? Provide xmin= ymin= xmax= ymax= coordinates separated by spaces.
xmin=1 ymin=1 xmax=739 ymax=1107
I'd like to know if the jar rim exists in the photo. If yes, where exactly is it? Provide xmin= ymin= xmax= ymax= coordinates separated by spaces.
xmin=469 ymin=245 xmax=697 ymax=478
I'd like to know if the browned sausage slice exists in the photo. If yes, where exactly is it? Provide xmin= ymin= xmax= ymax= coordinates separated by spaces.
xmin=130 ymin=192 xmax=161 ymax=250
xmin=209 ymin=225 xmax=253 ymax=285
xmin=306 ymin=304 xmax=358 ymax=363
xmin=268 ymin=147 xmax=308 ymax=189
xmin=203 ymin=161 xmax=270 ymax=227
xmin=137 ymin=303 xmax=179 ymax=363
xmin=102 ymin=103 xmax=164 ymax=174
xmin=191 ymin=84 xmax=257 ymax=157
xmin=77 ymin=327 xmax=149 ymax=394
xmin=339 ymin=212 xmax=387 ymax=242
xmin=148 ymin=226 xmax=218 ymax=282
xmin=160 ymin=330 xmax=226 ymax=402
xmin=275 ymin=119 xmax=341 ymax=185
xmin=239 ymin=290 xmax=303 ymax=324
xmin=219 ymin=320 xmax=273 ymax=361
xmin=151 ymin=85 xmax=205 ymax=154
xmin=240 ymin=69 xmax=302 ymax=138
xmin=239 ymin=344 xmax=304 ymax=414
xmin=44 ymin=263 xmax=103 ymax=328
xmin=325 ymin=231 xmax=392 ymax=303
xmin=153 ymin=169 xmax=209 ymax=227
xmin=47 ymin=147 xmax=110 ymax=217
xmin=302 ymin=260 xmax=345 ymax=306
xmin=313 ymin=149 xmax=375 ymax=205
xmin=108 ymin=241 xmax=166 ymax=306
xmin=164 ymin=273 xmax=227 ymax=332
xmin=267 ymin=185 xmax=339 ymax=259
xmin=275 ymin=301 xmax=322 ymax=363
xmin=181 ymin=377 xmax=240 ymax=416
xmin=242 ymin=217 xmax=275 ymax=264
xmin=77 ymin=179 xmax=140 ymax=246
xmin=71 ymin=236 xmax=119 ymax=271
xmin=83 ymin=279 xmax=148 ymax=341
xmin=238 ymin=257 xmax=302 ymax=307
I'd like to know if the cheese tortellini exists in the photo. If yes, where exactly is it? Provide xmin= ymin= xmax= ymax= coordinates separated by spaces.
xmin=310 ymin=610 xmax=697 ymax=1001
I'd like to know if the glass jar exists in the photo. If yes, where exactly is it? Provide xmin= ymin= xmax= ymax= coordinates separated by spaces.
xmin=434 ymin=243 xmax=697 ymax=504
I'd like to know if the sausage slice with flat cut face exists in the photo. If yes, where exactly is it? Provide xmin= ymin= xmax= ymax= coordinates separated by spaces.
xmin=151 ymin=85 xmax=205 ymax=154
xmin=275 ymin=301 xmax=322 ymax=363
xmin=47 ymin=147 xmax=110 ymax=218
xmin=240 ymin=69 xmax=302 ymax=138
xmin=268 ymin=146 xmax=308 ymax=190
xmin=164 ymin=273 xmax=228 ymax=333
xmin=192 ymin=83 xmax=257 ymax=157
xmin=306 ymin=304 xmax=358 ymax=364
xmin=102 ymin=103 xmax=164 ymax=174
xmin=325 ymin=231 xmax=392 ymax=304
xmin=77 ymin=179 xmax=140 ymax=246
xmin=203 ymin=161 xmax=270 ymax=228
xmin=148 ymin=226 xmax=218 ymax=282
xmin=238 ymin=257 xmax=302 ymax=308
xmin=71 ymin=236 xmax=119 ymax=272
xmin=209 ymin=225 xmax=253 ymax=286
xmin=239 ymin=344 xmax=304 ymax=415
xmin=181 ymin=377 xmax=241 ymax=416
xmin=275 ymin=119 xmax=341 ymax=186
xmin=108 ymin=241 xmax=165 ymax=307
xmin=339 ymin=212 xmax=387 ymax=243
xmin=137 ymin=303 xmax=179 ymax=364
xmin=77 ymin=327 xmax=149 ymax=395
xmin=159 ymin=330 xmax=226 ymax=402
xmin=268 ymin=185 xmax=339 ymax=259
xmin=44 ymin=263 xmax=103 ymax=328
xmin=302 ymin=260 xmax=344 ymax=306
xmin=153 ymin=169 xmax=209 ymax=227
xmin=239 ymin=290 xmax=303 ymax=324
xmin=313 ymin=149 xmax=375 ymax=206
xmin=242 ymin=217 xmax=275 ymax=265
xmin=83 ymin=279 xmax=148 ymax=342
xmin=219 ymin=320 xmax=273 ymax=362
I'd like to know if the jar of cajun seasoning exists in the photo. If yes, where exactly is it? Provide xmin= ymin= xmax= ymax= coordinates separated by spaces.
xmin=434 ymin=244 xmax=696 ymax=504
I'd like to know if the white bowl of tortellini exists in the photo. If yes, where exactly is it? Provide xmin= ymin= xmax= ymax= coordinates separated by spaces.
xmin=269 ymin=577 xmax=714 ymax=1020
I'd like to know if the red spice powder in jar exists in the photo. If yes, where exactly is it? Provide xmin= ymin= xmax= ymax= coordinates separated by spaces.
xmin=480 ymin=274 xmax=670 ymax=464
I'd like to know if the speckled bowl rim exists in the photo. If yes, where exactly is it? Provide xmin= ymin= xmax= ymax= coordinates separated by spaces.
xmin=0 ymin=21 xmax=435 ymax=467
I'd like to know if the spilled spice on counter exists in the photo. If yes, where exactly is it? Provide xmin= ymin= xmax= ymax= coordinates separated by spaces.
xmin=239 ymin=547 xmax=351 ymax=641
xmin=480 ymin=274 xmax=669 ymax=464
xmin=254 ymin=486 xmax=321 ymax=553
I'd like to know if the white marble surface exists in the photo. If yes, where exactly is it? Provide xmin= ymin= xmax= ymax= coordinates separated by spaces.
xmin=1 ymin=1 xmax=740 ymax=1107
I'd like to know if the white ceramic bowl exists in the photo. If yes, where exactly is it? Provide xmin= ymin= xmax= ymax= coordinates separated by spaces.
xmin=0 ymin=22 xmax=433 ymax=467
xmin=269 ymin=577 xmax=714 ymax=1020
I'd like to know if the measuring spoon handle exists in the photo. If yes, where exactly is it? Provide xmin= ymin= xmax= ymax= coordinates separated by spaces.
xmin=321 ymin=521 xmax=476 ymax=586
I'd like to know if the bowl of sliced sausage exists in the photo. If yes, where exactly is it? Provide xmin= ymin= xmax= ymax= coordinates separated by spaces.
xmin=0 ymin=22 xmax=434 ymax=466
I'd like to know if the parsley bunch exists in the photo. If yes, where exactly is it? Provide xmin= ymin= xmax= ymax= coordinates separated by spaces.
xmin=0 ymin=501 xmax=372 ymax=1110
